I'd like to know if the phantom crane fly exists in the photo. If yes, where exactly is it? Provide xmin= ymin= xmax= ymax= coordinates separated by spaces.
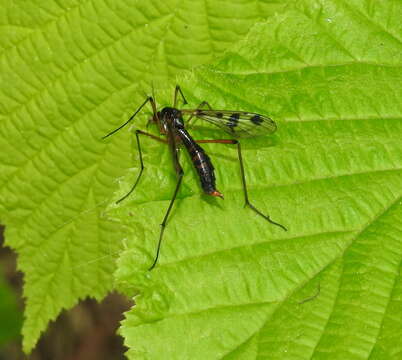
xmin=103 ymin=86 xmax=286 ymax=270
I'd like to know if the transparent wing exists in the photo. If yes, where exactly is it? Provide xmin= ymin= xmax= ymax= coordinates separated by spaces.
xmin=182 ymin=109 xmax=277 ymax=138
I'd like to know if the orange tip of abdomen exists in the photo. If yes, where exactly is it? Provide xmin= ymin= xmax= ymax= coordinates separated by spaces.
xmin=210 ymin=190 xmax=224 ymax=199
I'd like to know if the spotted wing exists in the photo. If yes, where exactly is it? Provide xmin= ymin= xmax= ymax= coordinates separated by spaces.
xmin=186 ymin=110 xmax=277 ymax=138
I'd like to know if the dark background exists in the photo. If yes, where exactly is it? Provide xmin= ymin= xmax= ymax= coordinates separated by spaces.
xmin=0 ymin=225 xmax=132 ymax=360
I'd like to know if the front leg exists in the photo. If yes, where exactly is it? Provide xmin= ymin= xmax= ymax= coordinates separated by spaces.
xmin=116 ymin=130 xmax=167 ymax=204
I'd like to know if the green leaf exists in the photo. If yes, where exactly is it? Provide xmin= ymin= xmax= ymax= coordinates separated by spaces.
xmin=115 ymin=2 xmax=402 ymax=359
xmin=0 ymin=0 xmax=292 ymax=353
xmin=0 ymin=270 xmax=22 ymax=345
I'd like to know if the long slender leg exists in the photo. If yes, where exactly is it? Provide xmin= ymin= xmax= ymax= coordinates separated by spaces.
xmin=196 ymin=139 xmax=236 ymax=144
xmin=195 ymin=139 xmax=287 ymax=231
xmin=102 ymin=97 xmax=155 ymax=139
xmin=173 ymin=85 xmax=188 ymax=107
xmin=199 ymin=101 xmax=212 ymax=109
xmin=148 ymin=170 xmax=184 ymax=270
xmin=186 ymin=101 xmax=213 ymax=129
xmin=235 ymin=141 xmax=287 ymax=231
xmin=116 ymin=130 xmax=167 ymax=204
xmin=149 ymin=144 xmax=184 ymax=270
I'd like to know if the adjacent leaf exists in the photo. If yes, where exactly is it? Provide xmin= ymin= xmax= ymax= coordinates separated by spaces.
xmin=0 ymin=270 xmax=22 ymax=345
xmin=114 ymin=1 xmax=402 ymax=359
xmin=0 ymin=0 xmax=294 ymax=353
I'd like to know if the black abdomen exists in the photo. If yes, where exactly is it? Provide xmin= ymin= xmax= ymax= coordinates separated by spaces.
xmin=177 ymin=129 xmax=217 ymax=195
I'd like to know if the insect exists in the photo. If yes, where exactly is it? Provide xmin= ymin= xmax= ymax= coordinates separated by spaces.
xmin=103 ymin=85 xmax=286 ymax=270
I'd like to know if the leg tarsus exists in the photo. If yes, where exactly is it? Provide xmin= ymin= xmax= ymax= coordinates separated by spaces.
xmin=116 ymin=166 xmax=144 ymax=204
xmin=174 ymin=85 xmax=188 ymax=107
xmin=116 ymin=130 xmax=144 ymax=204
xmin=148 ymin=172 xmax=184 ymax=270
xmin=192 ymin=138 xmax=287 ymax=231
xmin=236 ymin=141 xmax=287 ymax=231
xmin=245 ymin=201 xmax=287 ymax=231
xmin=116 ymin=130 xmax=166 ymax=204
xmin=148 ymin=223 xmax=166 ymax=271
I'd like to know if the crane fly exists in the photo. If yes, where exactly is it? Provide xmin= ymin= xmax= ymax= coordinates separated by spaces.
xmin=103 ymin=85 xmax=287 ymax=270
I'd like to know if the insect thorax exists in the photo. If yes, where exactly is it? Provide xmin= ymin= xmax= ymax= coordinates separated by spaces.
xmin=160 ymin=107 xmax=184 ymax=128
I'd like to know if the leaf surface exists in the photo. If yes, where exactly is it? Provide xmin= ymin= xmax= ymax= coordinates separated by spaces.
xmin=0 ymin=0 xmax=290 ymax=352
xmin=116 ymin=2 xmax=402 ymax=359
